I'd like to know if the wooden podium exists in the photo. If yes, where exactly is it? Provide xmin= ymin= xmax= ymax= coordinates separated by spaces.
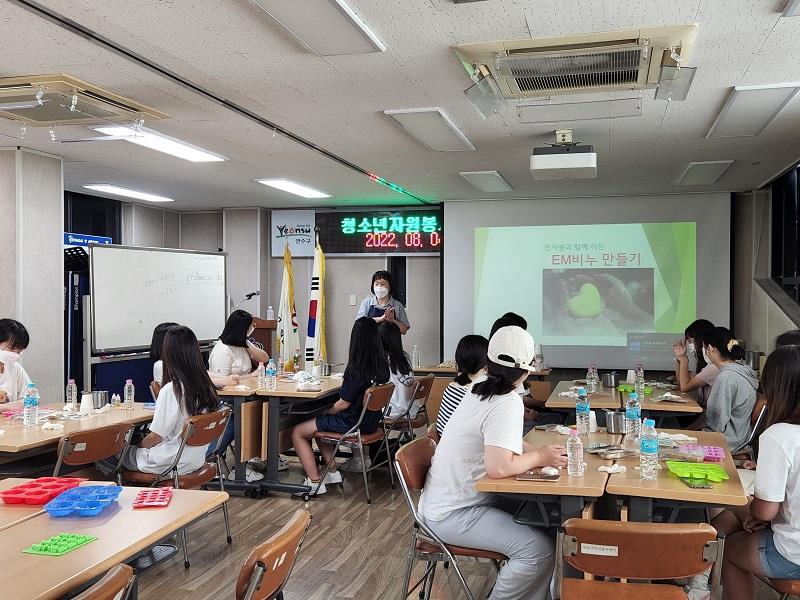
xmin=251 ymin=318 xmax=277 ymax=356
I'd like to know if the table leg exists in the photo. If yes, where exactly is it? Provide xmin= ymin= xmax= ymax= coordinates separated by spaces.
xmin=259 ymin=396 xmax=312 ymax=497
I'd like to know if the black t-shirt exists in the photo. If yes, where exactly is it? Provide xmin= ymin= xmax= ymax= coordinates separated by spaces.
xmin=338 ymin=375 xmax=382 ymax=432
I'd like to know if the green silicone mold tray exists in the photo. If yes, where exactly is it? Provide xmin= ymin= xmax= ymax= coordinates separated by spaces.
xmin=23 ymin=533 xmax=97 ymax=556
xmin=666 ymin=461 xmax=729 ymax=483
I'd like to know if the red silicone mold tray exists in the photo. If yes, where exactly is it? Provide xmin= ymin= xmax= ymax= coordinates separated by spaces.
xmin=0 ymin=477 xmax=86 ymax=505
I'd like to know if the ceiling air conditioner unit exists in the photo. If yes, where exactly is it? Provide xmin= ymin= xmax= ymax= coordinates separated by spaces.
xmin=0 ymin=74 xmax=169 ymax=126
xmin=453 ymin=24 xmax=698 ymax=99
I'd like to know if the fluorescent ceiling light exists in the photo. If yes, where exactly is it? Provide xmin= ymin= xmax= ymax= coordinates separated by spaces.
xmin=250 ymin=0 xmax=385 ymax=55
xmin=459 ymin=170 xmax=513 ymax=192
xmin=384 ymin=107 xmax=475 ymax=152
xmin=83 ymin=184 xmax=175 ymax=203
xmin=784 ymin=0 xmax=800 ymax=17
xmin=90 ymin=125 xmax=226 ymax=162
xmin=676 ymin=161 xmax=734 ymax=186
xmin=256 ymin=178 xmax=330 ymax=198
xmin=706 ymin=84 xmax=800 ymax=138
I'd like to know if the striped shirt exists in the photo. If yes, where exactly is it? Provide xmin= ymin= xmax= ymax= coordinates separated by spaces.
xmin=436 ymin=382 xmax=470 ymax=436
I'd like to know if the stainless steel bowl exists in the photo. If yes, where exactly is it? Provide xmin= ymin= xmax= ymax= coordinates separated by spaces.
xmin=603 ymin=409 xmax=626 ymax=434
xmin=91 ymin=390 xmax=109 ymax=409
xmin=601 ymin=372 xmax=619 ymax=389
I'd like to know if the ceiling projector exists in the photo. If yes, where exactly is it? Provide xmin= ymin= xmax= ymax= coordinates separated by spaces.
xmin=531 ymin=129 xmax=597 ymax=180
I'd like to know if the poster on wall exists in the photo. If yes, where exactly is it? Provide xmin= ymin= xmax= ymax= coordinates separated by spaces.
xmin=270 ymin=210 xmax=316 ymax=257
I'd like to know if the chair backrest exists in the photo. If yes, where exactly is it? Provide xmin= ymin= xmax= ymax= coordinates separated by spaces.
xmin=365 ymin=382 xmax=396 ymax=412
xmin=184 ymin=407 xmax=231 ymax=448
xmin=395 ymin=435 xmax=436 ymax=492
xmin=236 ymin=510 xmax=312 ymax=600
xmin=558 ymin=519 xmax=720 ymax=582
xmin=752 ymin=394 xmax=767 ymax=426
xmin=425 ymin=377 xmax=450 ymax=425
xmin=55 ymin=423 xmax=133 ymax=472
xmin=413 ymin=374 xmax=436 ymax=405
xmin=150 ymin=381 xmax=161 ymax=401
xmin=72 ymin=563 xmax=135 ymax=600
xmin=426 ymin=422 xmax=440 ymax=444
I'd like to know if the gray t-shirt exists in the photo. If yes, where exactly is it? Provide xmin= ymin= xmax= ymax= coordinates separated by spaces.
xmin=356 ymin=295 xmax=410 ymax=328
xmin=706 ymin=362 xmax=758 ymax=450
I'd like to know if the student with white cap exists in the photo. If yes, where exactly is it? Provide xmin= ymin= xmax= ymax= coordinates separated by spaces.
xmin=418 ymin=326 xmax=567 ymax=600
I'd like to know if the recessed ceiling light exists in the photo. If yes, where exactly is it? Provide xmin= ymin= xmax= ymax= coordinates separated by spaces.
xmin=256 ymin=178 xmax=331 ymax=199
xmin=676 ymin=161 xmax=734 ymax=186
xmin=90 ymin=125 xmax=227 ymax=162
xmin=706 ymin=84 xmax=800 ymax=138
xmin=459 ymin=170 xmax=513 ymax=192
xmin=250 ymin=0 xmax=385 ymax=55
xmin=384 ymin=108 xmax=475 ymax=152
xmin=83 ymin=184 xmax=175 ymax=203
xmin=783 ymin=0 xmax=800 ymax=17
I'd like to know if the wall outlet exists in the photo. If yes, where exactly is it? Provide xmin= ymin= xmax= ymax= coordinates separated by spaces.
xmin=348 ymin=294 xmax=356 ymax=306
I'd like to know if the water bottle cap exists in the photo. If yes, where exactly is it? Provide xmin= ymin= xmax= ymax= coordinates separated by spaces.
xmin=569 ymin=429 xmax=579 ymax=436
xmin=125 ymin=379 xmax=133 ymax=384
xmin=629 ymin=392 xmax=638 ymax=400
xmin=644 ymin=418 xmax=655 ymax=427
xmin=68 ymin=379 xmax=75 ymax=384
xmin=27 ymin=382 xmax=35 ymax=388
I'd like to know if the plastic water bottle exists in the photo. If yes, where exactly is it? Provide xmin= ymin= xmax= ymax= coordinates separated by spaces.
xmin=23 ymin=383 xmax=39 ymax=428
xmin=65 ymin=379 xmax=78 ymax=405
xmin=266 ymin=305 xmax=275 ymax=321
xmin=625 ymin=392 xmax=642 ymax=449
xmin=266 ymin=359 xmax=277 ymax=391
xmin=412 ymin=345 xmax=421 ymax=368
xmin=639 ymin=418 xmax=659 ymax=480
xmin=567 ymin=430 xmax=585 ymax=477
xmin=634 ymin=364 xmax=646 ymax=400
xmin=586 ymin=364 xmax=598 ymax=393
xmin=256 ymin=362 xmax=266 ymax=389
xmin=123 ymin=379 xmax=135 ymax=410
xmin=293 ymin=349 xmax=302 ymax=372
xmin=576 ymin=387 xmax=591 ymax=435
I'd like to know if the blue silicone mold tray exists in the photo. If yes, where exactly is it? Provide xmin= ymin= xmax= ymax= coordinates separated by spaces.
xmin=44 ymin=485 xmax=123 ymax=518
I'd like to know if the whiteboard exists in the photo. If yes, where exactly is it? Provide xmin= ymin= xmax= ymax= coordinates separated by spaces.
xmin=90 ymin=245 xmax=226 ymax=352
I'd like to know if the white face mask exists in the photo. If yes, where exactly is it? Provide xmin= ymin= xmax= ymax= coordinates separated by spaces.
xmin=702 ymin=348 xmax=711 ymax=364
xmin=373 ymin=285 xmax=389 ymax=299
xmin=0 ymin=350 xmax=22 ymax=366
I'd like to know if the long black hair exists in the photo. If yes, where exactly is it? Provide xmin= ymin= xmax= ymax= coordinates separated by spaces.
xmin=379 ymin=321 xmax=411 ymax=376
xmin=344 ymin=317 xmax=390 ymax=385
xmin=161 ymin=326 xmax=219 ymax=416
xmin=473 ymin=360 xmax=526 ymax=401
xmin=219 ymin=310 xmax=253 ymax=348
xmin=685 ymin=319 xmax=714 ymax=371
xmin=150 ymin=322 xmax=179 ymax=362
xmin=490 ymin=312 xmax=527 ymax=337
xmin=0 ymin=319 xmax=29 ymax=350
xmin=454 ymin=334 xmax=488 ymax=386
xmin=761 ymin=345 xmax=800 ymax=427
xmin=705 ymin=326 xmax=746 ymax=362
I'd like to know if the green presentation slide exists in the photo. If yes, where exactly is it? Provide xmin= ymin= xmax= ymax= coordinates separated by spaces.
xmin=475 ymin=222 xmax=696 ymax=347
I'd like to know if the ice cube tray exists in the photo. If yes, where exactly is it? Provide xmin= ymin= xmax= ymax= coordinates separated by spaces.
xmin=678 ymin=444 xmax=726 ymax=463
xmin=0 ymin=477 xmax=86 ymax=505
xmin=666 ymin=461 xmax=730 ymax=483
xmin=133 ymin=487 xmax=173 ymax=509
xmin=44 ymin=485 xmax=123 ymax=518
xmin=618 ymin=384 xmax=653 ymax=395
xmin=23 ymin=533 xmax=97 ymax=556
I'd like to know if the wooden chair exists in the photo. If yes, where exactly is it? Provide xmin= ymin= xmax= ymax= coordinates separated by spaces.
xmin=761 ymin=577 xmax=800 ymax=600
xmin=395 ymin=437 xmax=505 ymax=600
xmin=384 ymin=374 xmax=436 ymax=438
xmin=425 ymin=422 xmax=439 ymax=444
xmin=53 ymin=422 xmax=133 ymax=481
xmin=314 ymin=383 xmax=395 ymax=504
xmin=425 ymin=377 xmax=450 ymax=426
xmin=235 ymin=510 xmax=312 ymax=600
xmin=733 ymin=395 xmax=767 ymax=460
xmin=121 ymin=407 xmax=232 ymax=568
xmin=71 ymin=563 xmax=135 ymax=600
xmin=554 ymin=519 xmax=724 ymax=599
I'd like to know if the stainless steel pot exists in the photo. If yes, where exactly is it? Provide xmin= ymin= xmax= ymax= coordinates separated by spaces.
xmin=603 ymin=409 xmax=626 ymax=434
xmin=91 ymin=390 xmax=109 ymax=409
xmin=601 ymin=372 xmax=619 ymax=389
xmin=745 ymin=350 xmax=762 ymax=372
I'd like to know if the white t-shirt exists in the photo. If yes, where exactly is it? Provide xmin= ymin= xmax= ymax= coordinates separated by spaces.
xmin=755 ymin=423 xmax=800 ymax=565
xmin=208 ymin=341 xmax=252 ymax=377
xmin=134 ymin=382 xmax=209 ymax=475
xmin=0 ymin=362 xmax=32 ymax=403
xmin=153 ymin=360 xmax=163 ymax=385
xmin=387 ymin=369 xmax=418 ymax=419
xmin=419 ymin=376 xmax=524 ymax=521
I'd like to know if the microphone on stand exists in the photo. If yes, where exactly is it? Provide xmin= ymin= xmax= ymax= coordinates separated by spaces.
xmin=235 ymin=290 xmax=261 ymax=309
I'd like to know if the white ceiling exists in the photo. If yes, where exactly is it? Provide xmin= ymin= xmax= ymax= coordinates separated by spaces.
xmin=1 ymin=0 xmax=799 ymax=210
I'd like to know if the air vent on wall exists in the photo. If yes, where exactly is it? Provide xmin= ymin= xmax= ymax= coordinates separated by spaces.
xmin=454 ymin=24 xmax=698 ymax=99
xmin=0 ymin=75 xmax=169 ymax=126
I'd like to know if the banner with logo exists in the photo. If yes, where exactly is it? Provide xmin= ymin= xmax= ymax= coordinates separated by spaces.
xmin=270 ymin=210 xmax=315 ymax=257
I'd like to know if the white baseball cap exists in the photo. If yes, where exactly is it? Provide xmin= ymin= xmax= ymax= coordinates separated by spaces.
xmin=487 ymin=326 xmax=537 ymax=372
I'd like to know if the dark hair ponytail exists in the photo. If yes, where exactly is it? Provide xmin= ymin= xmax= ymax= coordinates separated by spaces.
xmin=453 ymin=334 xmax=488 ymax=386
xmin=162 ymin=326 xmax=219 ymax=416
xmin=379 ymin=321 xmax=411 ymax=376
xmin=472 ymin=361 xmax=525 ymax=400
xmin=705 ymin=327 xmax=746 ymax=361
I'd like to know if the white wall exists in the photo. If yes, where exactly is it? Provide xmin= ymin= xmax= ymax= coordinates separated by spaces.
xmin=179 ymin=211 xmax=223 ymax=252
xmin=748 ymin=282 xmax=796 ymax=354
xmin=121 ymin=203 xmax=180 ymax=248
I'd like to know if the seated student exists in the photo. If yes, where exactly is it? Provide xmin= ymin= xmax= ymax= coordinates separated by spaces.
xmin=420 ymin=326 xmax=567 ymax=600
xmin=673 ymin=318 xmax=717 ymax=403
xmin=111 ymin=326 xmax=219 ymax=477
xmin=0 ymin=319 xmax=31 ymax=405
xmin=290 ymin=317 xmax=390 ymax=495
xmin=208 ymin=310 xmax=270 ymax=482
xmin=379 ymin=322 xmax=416 ymax=419
xmin=436 ymin=334 xmax=488 ymax=436
xmin=709 ymin=345 xmax=800 ymax=600
xmin=704 ymin=327 xmax=758 ymax=450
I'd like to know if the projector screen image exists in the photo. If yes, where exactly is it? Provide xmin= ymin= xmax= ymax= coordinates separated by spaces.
xmin=474 ymin=222 xmax=696 ymax=369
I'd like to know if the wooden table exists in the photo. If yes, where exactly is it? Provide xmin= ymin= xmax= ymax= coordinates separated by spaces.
xmin=476 ymin=429 xmax=622 ymax=527
xmin=414 ymin=365 xmax=552 ymax=381
xmin=606 ymin=429 xmax=748 ymax=522
xmin=637 ymin=389 xmax=703 ymax=414
xmin=0 ymin=404 xmax=154 ymax=454
xmin=545 ymin=381 xmax=621 ymax=411
xmin=218 ymin=376 xmax=342 ymax=498
xmin=0 ymin=486 xmax=229 ymax=600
